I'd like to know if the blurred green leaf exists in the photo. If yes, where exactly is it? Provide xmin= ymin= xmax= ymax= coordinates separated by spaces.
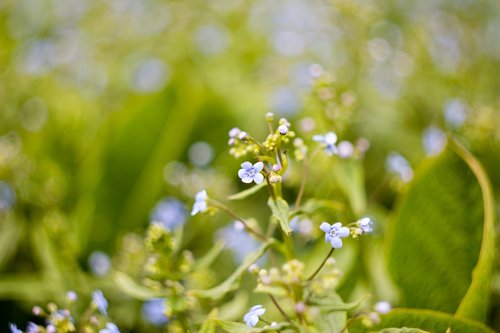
xmin=268 ymin=198 xmax=292 ymax=236
xmin=192 ymin=240 xmax=225 ymax=271
xmin=378 ymin=329 xmax=430 ymax=333
xmin=228 ymin=183 xmax=266 ymax=200
xmin=254 ymin=284 xmax=288 ymax=297
xmin=200 ymin=309 xmax=218 ymax=333
xmin=332 ymin=159 xmax=366 ymax=216
xmin=213 ymin=320 xmax=292 ymax=332
xmin=113 ymin=272 xmax=164 ymax=300
xmin=307 ymin=293 xmax=365 ymax=312
xmin=190 ymin=239 xmax=276 ymax=300
xmin=349 ymin=309 xmax=495 ymax=333
xmin=386 ymin=144 xmax=493 ymax=316
xmin=0 ymin=215 xmax=21 ymax=269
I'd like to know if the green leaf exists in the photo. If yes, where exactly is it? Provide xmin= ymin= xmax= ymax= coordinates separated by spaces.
xmin=200 ymin=309 xmax=218 ymax=333
xmin=378 ymin=328 xmax=430 ymax=333
xmin=386 ymin=143 xmax=494 ymax=319
xmin=314 ymin=292 xmax=347 ymax=333
xmin=113 ymin=272 xmax=164 ymax=300
xmin=228 ymin=182 xmax=266 ymax=200
xmin=0 ymin=216 xmax=21 ymax=269
xmin=308 ymin=293 xmax=365 ymax=312
xmin=332 ymin=159 xmax=366 ymax=216
xmin=213 ymin=320 xmax=292 ymax=333
xmin=268 ymin=198 xmax=292 ymax=235
xmin=451 ymin=141 xmax=496 ymax=322
xmin=348 ymin=308 xmax=495 ymax=333
xmin=190 ymin=239 xmax=276 ymax=300
xmin=192 ymin=240 xmax=225 ymax=271
xmin=254 ymin=284 xmax=288 ymax=297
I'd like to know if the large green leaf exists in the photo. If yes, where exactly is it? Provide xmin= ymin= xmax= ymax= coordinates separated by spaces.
xmin=386 ymin=142 xmax=495 ymax=319
xmin=349 ymin=308 xmax=495 ymax=333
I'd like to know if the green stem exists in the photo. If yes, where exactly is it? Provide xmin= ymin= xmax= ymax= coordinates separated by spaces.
xmin=209 ymin=200 xmax=268 ymax=242
xmin=306 ymin=247 xmax=334 ymax=281
xmin=269 ymin=294 xmax=293 ymax=323
xmin=293 ymin=157 xmax=308 ymax=210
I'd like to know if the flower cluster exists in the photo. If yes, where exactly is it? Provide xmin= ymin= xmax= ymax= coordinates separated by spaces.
xmin=320 ymin=217 xmax=374 ymax=248
xmin=11 ymin=290 xmax=119 ymax=333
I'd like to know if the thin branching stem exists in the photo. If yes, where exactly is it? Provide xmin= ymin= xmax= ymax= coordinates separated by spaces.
xmin=306 ymin=247 xmax=334 ymax=281
xmin=209 ymin=200 xmax=268 ymax=241
xmin=269 ymin=294 xmax=293 ymax=323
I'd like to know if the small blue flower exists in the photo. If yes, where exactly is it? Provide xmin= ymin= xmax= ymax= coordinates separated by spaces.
xmin=313 ymin=132 xmax=338 ymax=156
xmin=150 ymin=197 xmax=187 ymax=230
xmin=142 ymin=298 xmax=168 ymax=326
xmin=9 ymin=323 xmax=22 ymax=333
xmin=26 ymin=322 xmax=39 ymax=333
xmin=320 ymin=222 xmax=350 ymax=248
xmin=243 ymin=305 xmax=266 ymax=327
xmin=89 ymin=251 xmax=111 ymax=277
xmin=191 ymin=190 xmax=208 ymax=216
xmin=66 ymin=291 xmax=77 ymax=302
xmin=100 ymin=323 xmax=120 ymax=333
xmin=238 ymin=162 xmax=264 ymax=184
xmin=217 ymin=222 xmax=261 ymax=263
xmin=92 ymin=290 xmax=108 ymax=316
xmin=356 ymin=217 xmax=373 ymax=233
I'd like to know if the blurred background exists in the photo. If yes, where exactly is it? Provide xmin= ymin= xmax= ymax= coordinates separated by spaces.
xmin=1 ymin=0 xmax=500 ymax=331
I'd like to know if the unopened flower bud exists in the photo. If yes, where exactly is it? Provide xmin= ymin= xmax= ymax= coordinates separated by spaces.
xmin=228 ymin=138 xmax=237 ymax=146
xmin=248 ymin=264 xmax=259 ymax=274
xmin=269 ymin=175 xmax=282 ymax=183
xmin=228 ymin=127 xmax=241 ymax=138
xmin=295 ymin=301 xmax=306 ymax=314
xmin=278 ymin=125 xmax=289 ymax=135
xmin=32 ymin=306 xmax=43 ymax=316
xmin=239 ymin=131 xmax=248 ymax=140
xmin=272 ymin=164 xmax=281 ymax=172
xmin=265 ymin=112 xmax=274 ymax=122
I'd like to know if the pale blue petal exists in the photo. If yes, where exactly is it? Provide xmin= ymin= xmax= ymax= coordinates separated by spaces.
xmin=253 ymin=173 xmax=264 ymax=184
xmin=319 ymin=222 xmax=331 ymax=233
xmin=238 ymin=169 xmax=248 ymax=178
xmin=313 ymin=135 xmax=324 ymax=142
xmin=332 ymin=222 xmax=342 ymax=229
xmin=338 ymin=227 xmax=350 ymax=238
xmin=253 ymin=308 xmax=266 ymax=316
xmin=241 ymin=161 xmax=253 ymax=170
xmin=330 ymin=237 xmax=343 ymax=248
xmin=253 ymin=161 xmax=264 ymax=172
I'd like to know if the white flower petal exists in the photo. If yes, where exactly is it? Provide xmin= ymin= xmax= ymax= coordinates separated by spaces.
xmin=324 ymin=132 xmax=337 ymax=145
xmin=241 ymin=176 xmax=253 ymax=183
